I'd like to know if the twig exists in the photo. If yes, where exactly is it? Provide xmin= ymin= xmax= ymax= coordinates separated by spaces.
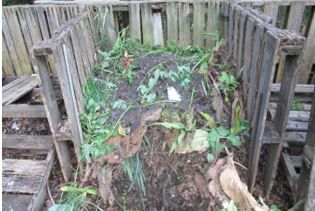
xmin=47 ymin=183 xmax=55 ymax=205
xmin=208 ymin=72 xmax=223 ymax=100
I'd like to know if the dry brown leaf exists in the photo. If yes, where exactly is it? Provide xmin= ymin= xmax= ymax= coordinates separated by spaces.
xmin=210 ymin=88 xmax=224 ymax=123
xmin=219 ymin=156 xmax=268 ymax=211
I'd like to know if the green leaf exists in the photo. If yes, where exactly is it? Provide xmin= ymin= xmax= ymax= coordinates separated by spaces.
xmin=207 ymin=153 xmax=215 ymax=163
xmin=270 ymin=204 xmax=281 ymax=211
xmin=199 ymin=112 xmax=217 ymax=128
xmin=228 ymin=134 xmax=242 ymax=147
xmin=216 ymin=126 xmax=230 ymax=136
xmin=151 ymin=122 xmax=186 ymax=130
xmin=61 ymin=186 xmax=98 ymax=195
xmin=144 ymin=92 xmax=156 ymax=103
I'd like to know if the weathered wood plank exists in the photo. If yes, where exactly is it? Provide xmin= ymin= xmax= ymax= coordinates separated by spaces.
xmin=228 ymin=4 xmax=235 ymax=56
xmin=2 ymin=134 xmax=53 ymax=151
xmin=74 ymin=23 xmax=91 ymax=74
xmin=152 ymin=12 xmax=164 ymax=46
xmin=166 ymin=2 xmax=178 ymax=44
xmin=3 ymin=175 xmax=42 ymax=194
xmin=141 ymin=3 xmax=154 ymax=45
xmin=206 ymin=0 xmax=217 ymax=48
xmin=32 ymin=54 xmax=72 ymax=181
xmin=4 ymin=8 xmax=33 ymax=75
xmin=2 ymin=194 xmax=33 ymax=211
xmin=24 ymin=7 xmax=43 ymax=48
xmin=178 ymin=2 xmax=190 ymax=46
xmin=2 ymin=36 xmax=15 ymax=76
xmin=233 ymin=9 xmax=240 ymax=62
xmin=263 ymin=48 xmax=302 ymax=199
xmin=2 ymin=12 xmax=23 ymax=75
xmin=51 ymin=45 xmax=84 ymax=171
xmin=297 ymin=12 xmax=315 ymax=83
xmin=70 ymin=26 xmax=86 ymax=87
xmin=16 ymin=8 xmax=33 ymax=57
xmin=237 ymin=11 xmax=247 ymax=70
xmin=2 ymin=75 xmax=39 ymax=105
xmin=242 ymin=17 xmax=255 ymax=100
xmin=270 ymin=110 xmax=310 ymax=122
xmin=3 ymin=104 xmax=46 ymax=118
xmin=46 ymin=6 xmax=60 ymax=35
xmin=271 ymin=84 xmax=315 ymax=93
xmin=248 ymin=32 xmax=280 ymax=193
xmin=3 ymin=159 xmax=47 ymax=176
xmin=264 ymin=2 xmax=279 ymax=25
xmin=37 ymin=7 xmax=50 ymax=40
xmin=246 ymin=24 xmax=265 ymax=120
xmin=129 ymin=3 xmax=141 ymax=41
xmin=193 ymin=1 xmax=205 ymax=47
xmin=281 ymin=152 xmax=299 ymax=192
xmin=63 ymin=37 xmax=84 ymax=113
xmin=103 ymin=5 xmax=117 ymax=47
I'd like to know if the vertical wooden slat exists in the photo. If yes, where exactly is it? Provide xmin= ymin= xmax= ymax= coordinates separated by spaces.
xmin=87 ymin=5 xmax=100 ymax=46
xmin=248 ymin=32 xmax=280 ymax=193
xmin=129 ymin=3 xmax=141 ymax=41
xmin=37 ymin=7 xmax=50 ymax=40
xmin=2 ymin=36 xmax=15 ymax=76
xmin=70 ymin=28 xmax=86 ymax=88
xmin=206 ymin=0 xmax=217 ymax=48
xmin=263 ymin=52 xmax=302 ymax=198
xmin=233 ymin=9 xmax=240 ymax=62
xmin=141 ymin=3 xmax=154 ymax=46
xmin=242 ymin=17 xmax=255 ymax=101
xmin=4 ymin=8 xmax=32 ymax=75
xmin=223 ymin=2 xmax=229 ymax=48
xmin=16 ymin=8 xmax=33 ymax=55
xmin=46 ymin=6 xmax=60 ymax=35
xmin=58 ymin=6 xmax=66 ymax=25
xmin=276 ymin=2 xmax=305 ymax=83
xmin=166 ymin=2 xmax=179 ymax=45
xmin=237 ymin=12 xmax=247 ymax=70
xmin=51 ymin=45 xmax=84 ymax=169
xmin=193 ymin=1 xmax=205 ymax=47
xmin=297 ymin=88 xmax=315 ymax=210
xmin=64 ymin=37 xmax=84 ymax=113
xmin=32 ymin=53 xmax=72 ymax=181
xmin=264 ymin=2 xmax=279 ymax=26
xmin=297 ymin=12 xmax=315 ymax=83
xmin=2 ymin=12 xmax=23 ymax=76
xmin=228 ymin=4 xmax=235 ymax=56
xmin=24 ymin=7 xmax=43 ymax=44
xmin=178 ymin=2 xmax=190 ymax=46
xmin=102 ymin=5 xmax=117 ymax=47
xmin=152 ymin=12 xmax=164 ymax=46
xmin=75 ymin=23 xmax=91 ymax=74
xmin=246 ymin=24 xmax=265 ymax=120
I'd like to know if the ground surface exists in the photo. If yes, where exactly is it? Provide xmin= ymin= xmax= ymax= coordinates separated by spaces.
xmin=2 ymin=45 xmax=293 ymax=211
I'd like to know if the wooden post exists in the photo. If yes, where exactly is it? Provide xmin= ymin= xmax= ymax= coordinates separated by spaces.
xmin=193 ymin=1 xmax=205 ymax=47
xmin=129 ymin=3 xmax=141 ymax=41
xmin=248 ymin=32 xmax=280 ymax=193
xmin=166 ymin=2 xmax=178 ymax=45
xmin=141 ymin=3 xmax=153 ymax=46
xmin=178 ymin=2 xmax=190 ymax=46
xmin=32 ymin=54 xmax=72 ymax=181
xmin=263 ymin=50 xmax=303 ymax=198
xmin=297 ymin=87 xmax=315 ymax=210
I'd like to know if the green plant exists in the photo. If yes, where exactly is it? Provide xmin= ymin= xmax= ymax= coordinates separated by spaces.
xmin=123 ymin=153 xmax=146 ymax=199
xmin=292 ymin=98 xmax=303 ymax=111
xmin=218 ymin=72 xmax=239 ymax=102
xmin=48 ymin=183 xmax=102 ymax=211
xmin=207 ymin=126 xmax=242 ymax=160
xmin=168 ymin=65 xmax=192 ymax=87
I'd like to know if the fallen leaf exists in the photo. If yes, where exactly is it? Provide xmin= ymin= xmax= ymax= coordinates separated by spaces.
xmin=117 ymin=123 xmax=126 ymax=137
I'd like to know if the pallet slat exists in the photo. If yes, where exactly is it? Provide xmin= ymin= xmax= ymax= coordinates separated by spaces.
xmin=178 ymin=2 xmax=190 ymax=46
xmin=3 ymin=159 xmax=47 ymax=176
xmin=3 ymin=104 xmax=46 ymax=118
xmin=2 ymin=76 xmax=39 ymax=105
xmin=3 ymin=175 xmax=42 ymax=194
xmin=2 ymin=134 xmax=53 ymax=151
xmin=129 ymin=3 xmax=141 ymax=41
xmin=192 ymin=1 xmax=205 ymax=47
xmin=141 ymin=3 xmax=154 ymax=45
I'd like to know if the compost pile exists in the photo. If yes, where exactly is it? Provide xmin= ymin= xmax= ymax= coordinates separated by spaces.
xmin=51 ymin=30 xmax=282 ymax=211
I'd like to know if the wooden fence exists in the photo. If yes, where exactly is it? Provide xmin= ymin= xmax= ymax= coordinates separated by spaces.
xmin=222 ymin=1 xmax=305 ymax=198
xmin=239 ymin=0 xmax=315 ymax=84
xmin=3 ymin=0 xmax=220 ymax=76
xmin=32 ymin=12 xmax=98 ymax=180
xmin=2 ymin=5 xmax=82 ymax=76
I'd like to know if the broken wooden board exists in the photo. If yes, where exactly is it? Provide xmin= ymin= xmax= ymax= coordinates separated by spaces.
xmin=2 ymin=75 xmax=39 ymax=105
xmin=2 ymin=134 xmax=53 ymax=151
xmin=3 ymin=104 xmax=46 ymax=118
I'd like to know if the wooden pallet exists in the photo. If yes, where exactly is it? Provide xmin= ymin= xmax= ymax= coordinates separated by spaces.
xmin=2 ymin=76 xmax=55 ymax=211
